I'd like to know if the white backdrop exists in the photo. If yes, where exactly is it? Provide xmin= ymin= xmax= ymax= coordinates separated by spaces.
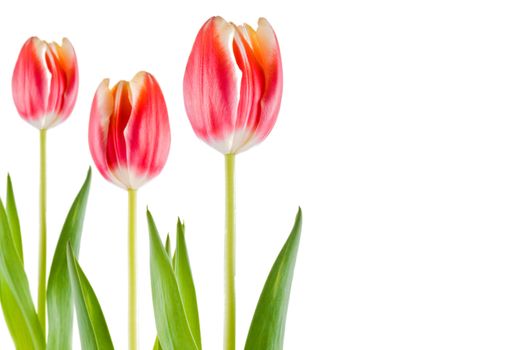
xmin=1 ymin=0 xmax=523 ymax=349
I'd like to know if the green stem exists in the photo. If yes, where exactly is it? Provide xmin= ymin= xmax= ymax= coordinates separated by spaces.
xmin=224 ymin=153 xmax=236 ymax=350
xmin=128 ymin=189 xmax=137 ymax=350
xmin=37 ymin=128 xmax=47 ymax=334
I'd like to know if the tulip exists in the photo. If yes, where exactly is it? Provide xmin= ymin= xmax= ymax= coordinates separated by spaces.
xmin=89 ymin=71 xmax=171 ymax=190
xmin=183 ymin=16 xmax=283 ymax=350
xmin=88 ymin=71 xmax=170 ymax=350
xmin=11 ymin=36 xmax=79 ymax=333
xmin=183 ymin=16 xmax=283 ymax=155
xmin=12 ymin=37 xmax=79 ymax=130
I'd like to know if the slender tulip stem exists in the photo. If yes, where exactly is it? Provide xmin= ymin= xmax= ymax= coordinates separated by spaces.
xmin=37 ymin=128 xmax=47 ymax=333
xmin=128 ymin=189 xmax=137 ymax=350
xmin=224 ymin=153 xmax=236 ymax=350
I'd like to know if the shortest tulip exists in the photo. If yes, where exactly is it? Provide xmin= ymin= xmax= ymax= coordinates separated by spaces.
xmin=89 ymin=71 xmax=171 ymax=190
xmin=12 ymin=37 xmax=79 ymax=130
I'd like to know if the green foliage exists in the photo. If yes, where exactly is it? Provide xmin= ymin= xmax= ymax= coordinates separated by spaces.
xmin=148 ymin=210 xmax=201 ymax=350
xmin=67 ymin=244 xmax=114 ymax=350
xmin=245 ymin=209 xmax=303 ymax=350
xmin=0 ymin=195 xmax=45 ymax=348
xmin=47 ymin=168 xmax=92 ymax=349
xmin=173 ymin=220 xmax=202 ymax=347
xmin=6 ymin=175 xmax=23 ymax=264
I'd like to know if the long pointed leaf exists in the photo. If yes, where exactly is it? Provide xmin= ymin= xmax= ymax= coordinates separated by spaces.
xmin=174 ymin=220 xmax=202 ymax=348
xmin=0 ymin=279 xmax=34 ymax=349
xmin=245 ymin=208 xmax=303 ymax=350
xmin=0 ymin=175 xmax=33 ymax=349
xmin=67 ymin=244 xmax=114 ymax=350
xmin=152 ymin=234 xmax=172 ymax=349
xmin=148 ymin=210 xmax=199 ymax=350
xmin=6 ymin=175 xmax=23 ymax=264
xmin=0 ymin=199 xmax=45 ymax=349
xmin=47 ymin=168 xmax=92 ymax=349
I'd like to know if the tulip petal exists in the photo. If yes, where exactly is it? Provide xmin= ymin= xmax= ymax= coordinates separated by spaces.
xmin=106 ymin=81 xmax=133 ymax=187
xmin=45 ymin=44 xmax=67 ymax=127
xmin=89 ymin=80 xmax=124 ymax=187
xmin=184 ymin=16 xmax=240 ymax=153
xmin=12 ymin=37 xmax=49 ymax=126
xmin=228 ymin=25 xmax=265 ymax=153
xmin=52 ymin=38 xmax=79 ymax=125
xmin=126 ymin=72 xmax=170 ymax=189
xmin=250 ymin=18 xmax=283 ymax=144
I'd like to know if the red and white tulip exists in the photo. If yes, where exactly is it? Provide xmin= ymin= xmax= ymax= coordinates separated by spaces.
xmin=12 ymin=37 xmax=79 ymax=129
xmin=89 ymin=72 xmax=171 ymax=190
xmin=184 ymin=16 xmax=283 ymax=154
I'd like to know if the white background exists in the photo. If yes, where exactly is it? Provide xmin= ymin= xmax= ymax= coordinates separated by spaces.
xmin=1 ymin=0 xmax=523 ymax=349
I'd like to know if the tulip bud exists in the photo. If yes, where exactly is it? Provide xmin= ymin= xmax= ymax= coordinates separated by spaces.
xmin=12 ymin=37 xmax=79 ymax=130
xmin=89 ymin=72 xmax=171 ymax=190
xmin=184 ymin=16 xmax=283 ymax=154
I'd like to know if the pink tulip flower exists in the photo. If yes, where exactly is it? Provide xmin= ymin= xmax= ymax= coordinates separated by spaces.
xmin=184 ymin=16 xmax=283 ymax=154
xmin=89 ymin=71 xmax=171 ymax=190
xmin=12 ymin=37 xmax=79 ymax=129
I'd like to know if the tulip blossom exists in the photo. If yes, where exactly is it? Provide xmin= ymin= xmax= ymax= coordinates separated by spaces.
xmin=89 ymin=71 xmax=171 ymax=190
xmin=11 ymin=36 xmax=79 ymax=334
xmin=184 ymin=16 xmax=283 ymax=350
xmin=89 ymin=71 xmax=170 ymax=350
xmin=12 ymin=37 xmax=79 ymax=130
xmin=184 ymin=16 xmax=283 ymax=154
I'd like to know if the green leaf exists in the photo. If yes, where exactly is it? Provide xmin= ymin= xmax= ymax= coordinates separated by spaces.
xmin=174 ymin=219 xmax=202 ymax=348
xmin=0 ymin=281 xmax=34 ymax=349
xmin=0 ymin=198 xmax=45 ymax=349
xmin=67 ymin=243 xmax=114 ymax=350
xmin=165 ymin=234 xmax=172 ymax=258
xmin=147 ymin=210 xmax=200 ymax=350
xmin=47 ymin=168 xmax=92 ymax=350
xmin=6 ymin=175 xmax=23 ymax=264
xmin=245 ymin=208 xmax=303 ymax=350
xmin=152 ymin=233 xmax=174 ymax=349
xmin=0 ymin=175 xmax=33 ymax=349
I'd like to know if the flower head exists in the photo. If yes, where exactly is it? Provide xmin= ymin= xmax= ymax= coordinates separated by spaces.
xmin=12 ymin=37 xmax=79 ymax=129
xmin=184 ymin=16 xmax=283 ymax=154
xmin=89 ymin=72 xmax=171 ymax=190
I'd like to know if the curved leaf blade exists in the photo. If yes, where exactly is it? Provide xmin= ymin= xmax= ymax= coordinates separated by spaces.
xmin=67 ymin=244 xmax=114 ymax=350
xmin=0 ymin=280 xmax=34 ymax=349
xmin=0 ymin=175 xmax=33 ymax=349
xmin=174 ymin=220 xmax=202 ymax=348
xmin=147 ymin=210 xmax=199 ymax=350
xmin=6 ymin=175 xmax=23 ymax=264
xmin=152 ymin=234 xmax=172 ymax=349
xmin=245 ymin=208 xmax=303 ymax=350
xmin=0 ymin=199 xmax=45 ymax=349
xmin=47 ymin=168 xmax=92 ymax=350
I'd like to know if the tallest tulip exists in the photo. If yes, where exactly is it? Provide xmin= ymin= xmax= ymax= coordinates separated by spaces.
xmin=12 ymin=36 xmax=79 ymax=334
xmin=184 ymin=16 xmax=283 ymax=350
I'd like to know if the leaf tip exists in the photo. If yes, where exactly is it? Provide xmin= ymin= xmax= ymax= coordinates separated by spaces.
xmin=6 ymin=173 xmax=13 ymax=193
